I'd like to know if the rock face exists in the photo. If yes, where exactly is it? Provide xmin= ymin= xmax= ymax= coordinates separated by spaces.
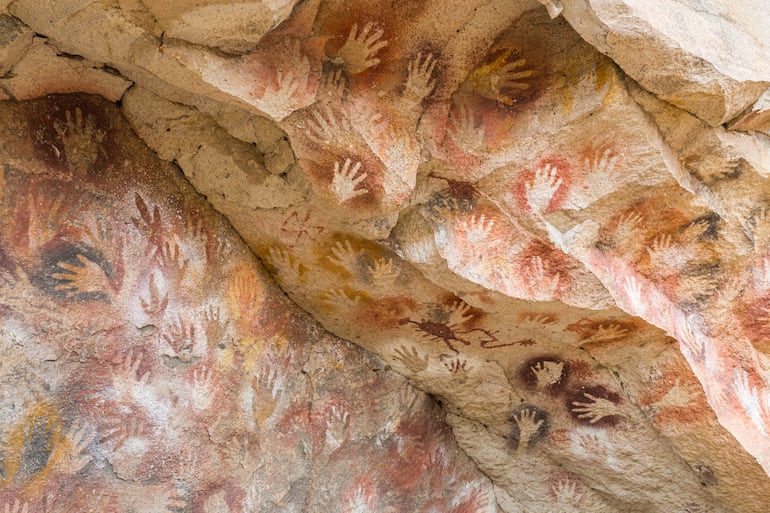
xmin=558 ymin=0 xmax=770 ymax=126
xmin=0 ymin=94 xmax=497 ymax=512
xmin=1 ymin=1 xmax=770 ymax=512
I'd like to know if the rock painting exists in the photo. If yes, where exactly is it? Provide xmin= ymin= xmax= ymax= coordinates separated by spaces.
xmin=2 ymin=0 xmax=770 ymax=511
xmin=0 ymin=95 xmax=496 ymax=512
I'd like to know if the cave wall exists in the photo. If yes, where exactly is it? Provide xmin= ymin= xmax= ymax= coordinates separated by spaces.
xmin=0 ymin=94 xmax=496 ymax=512
xmin=1 ymin=0 xmax=770 ymax=512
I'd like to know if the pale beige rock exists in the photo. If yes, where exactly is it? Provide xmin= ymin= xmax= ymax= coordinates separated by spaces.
xmin=536 ymin=0 xmax=564 ymax=18
xmin=559 ymin=0 xmax=770 ymax=126
xmin=627 ymin=77 xmax=770 ymax=234
xmin=0 ymin=13 xmax=33 ymax=75
xmin=122 ymin=86 xmax=306 ymax=212
xmin=144 ymin=0 xmax=297 ymax=53
xmin=7 ymin=1 xmax=267 ymax=114
xmin=0 ymin=38 xmax=131 ymax=100
xmin=728 ymin=87 xmax=770 ymax=134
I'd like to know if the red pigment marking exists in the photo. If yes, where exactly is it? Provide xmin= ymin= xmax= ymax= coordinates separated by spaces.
xmin=734 ymin=293 xmax=770 ymax=354
xmin=509 ymin=156 xmax=573 ymax=214
xmin=548 ymin=429 xmax=572 ymax=442
xmin=356 ymin=296 xmax=418 ymax=329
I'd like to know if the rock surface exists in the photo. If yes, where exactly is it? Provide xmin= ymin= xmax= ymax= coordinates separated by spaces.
xmin=559 ymin=0 xmax=770 ymax=126
xmin=0 ymin=94 xmax=497 ymax=512
xmin=1 ymin=0 xmax=770 ymax=512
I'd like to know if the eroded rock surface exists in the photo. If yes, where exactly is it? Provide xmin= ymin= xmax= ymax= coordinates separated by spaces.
xmin=558 ymin=0 xmax=770 ymax=127
xmin=2 ymin=0 xmax=770 ymax=512
xmin=0 ymin=94 xmax=497 ymax=512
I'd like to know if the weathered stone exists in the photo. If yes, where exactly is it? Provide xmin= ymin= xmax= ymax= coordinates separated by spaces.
xmin=0 ymin=38 xmax=132 ymax=101
xmin=3 ymin=1 xmax=770 ymax=512
xmin=0 ymin=14 xmax=33 ymax=76
xmin=0 ymin=94 xmax=497 ymax=512
xmin=143 ymin=0 xmax=298 ymax=54
xmin=728 ymin=87 xmax=770 ymax=134
xmin=558 ymin=0 xmax=770 ymax=126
